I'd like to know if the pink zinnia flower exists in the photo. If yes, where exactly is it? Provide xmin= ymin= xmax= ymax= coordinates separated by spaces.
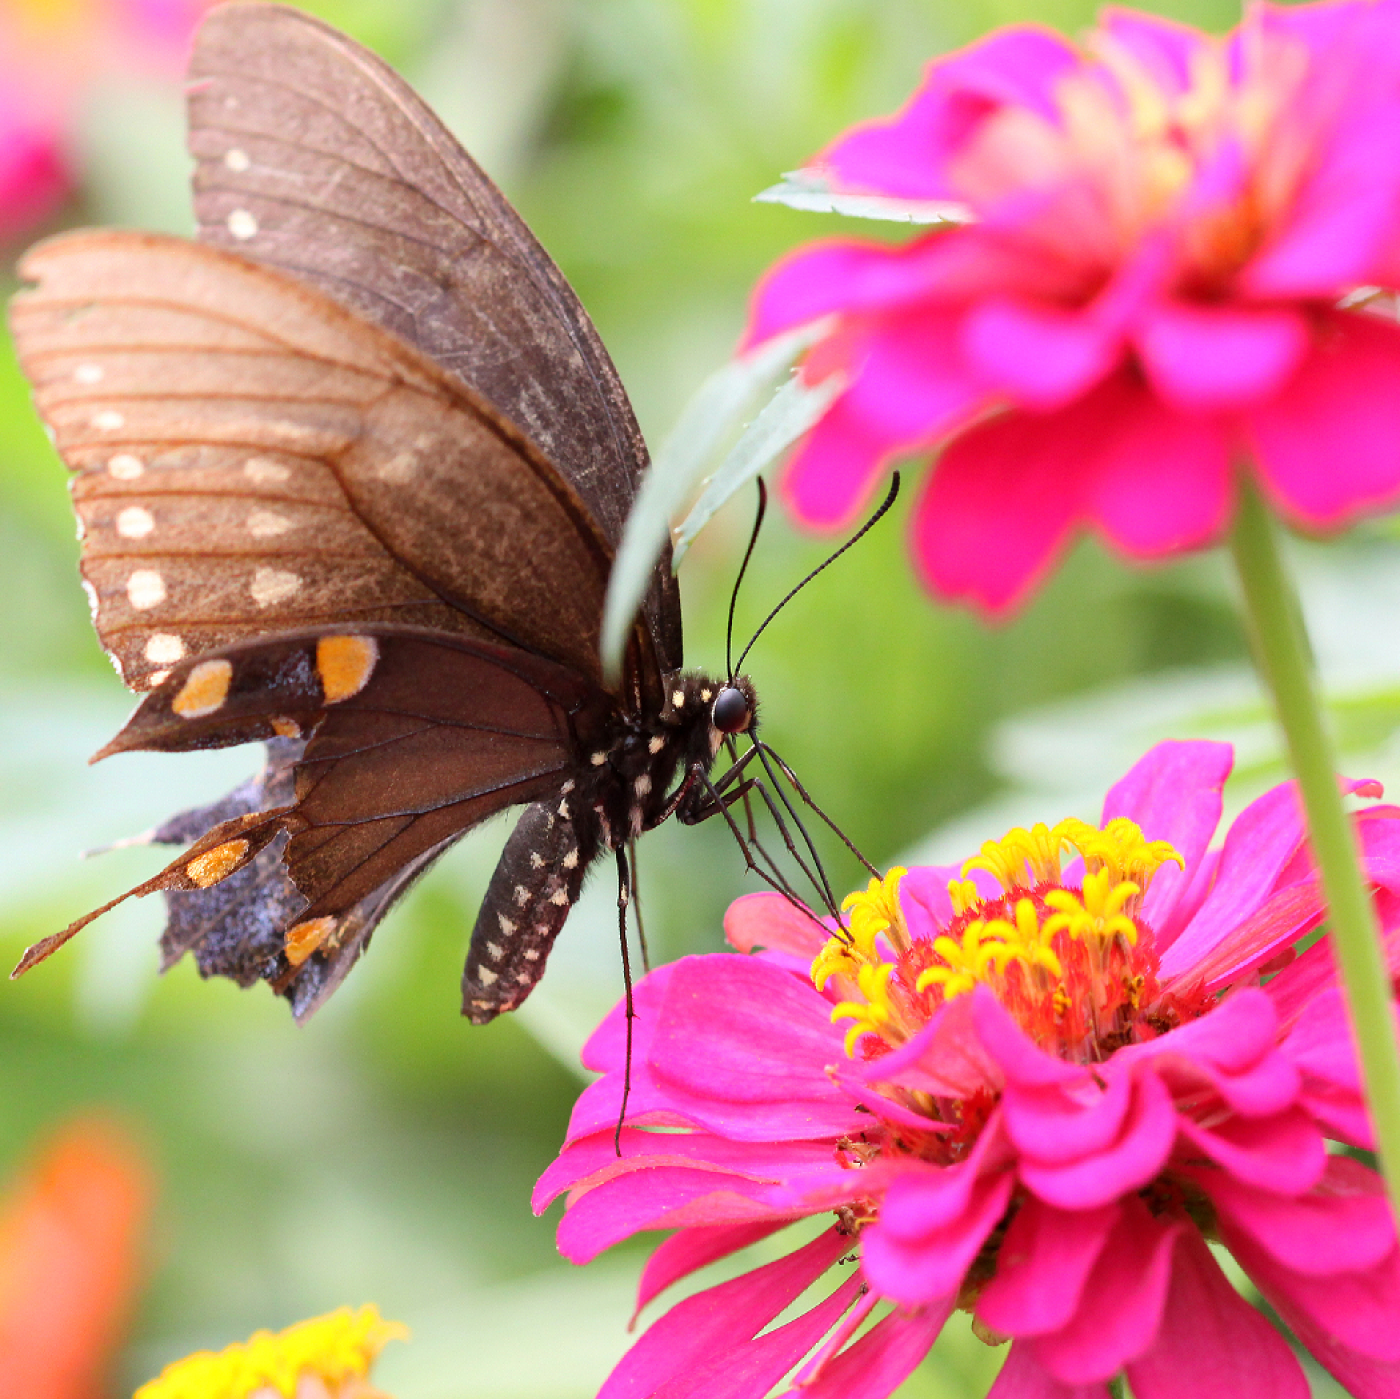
xmin=537 ymin=741 xmax=1400 ymax=1397
xmin=0 ymin=0 xmax=208 ymax=246
xmin=747 ymin=3 xmax=1400 ymax=615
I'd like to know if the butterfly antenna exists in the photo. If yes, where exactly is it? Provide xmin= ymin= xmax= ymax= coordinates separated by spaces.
xmin=726 ymin=479 xmax=768 ymax=679
xmin=734 ymin=472 xmax=899 ymax=675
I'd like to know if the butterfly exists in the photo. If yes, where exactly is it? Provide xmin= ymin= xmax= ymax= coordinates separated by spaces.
xmin=8 ymin=1 xmax=765 ymax=1023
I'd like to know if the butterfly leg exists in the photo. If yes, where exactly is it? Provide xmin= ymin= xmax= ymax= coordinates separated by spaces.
xmin=615 ymin=845 xmax=636 ymax=1158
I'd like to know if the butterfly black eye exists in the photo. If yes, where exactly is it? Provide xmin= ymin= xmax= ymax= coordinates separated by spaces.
xmin=712 ymin=686 xmax=751 ymax=734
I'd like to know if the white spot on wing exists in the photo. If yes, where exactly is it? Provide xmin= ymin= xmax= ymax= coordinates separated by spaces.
xmin=514 ymin=885 xmax=530 ymax=906
xmin=116 ymin=506 xmax=154 ymax=539
xmin=250 ymin=568 xmax=300 ymax=606
xmin=227 ymin=208 xmax=258 ymax=240
xmin=247 ymin=510 xmax=291 ymax=538
xmin=497 ymin=914 xmax=516 ymax=936
xmin=549 ymin=889 xmax=569 ymax=906
xmin=147 ymin=668 xmax=169 ymax=686
xmin=146 ymin=633 xmax=184 ymax=663
xmin=671 ymin=690 xmax=686 ymax=708
xmin=224 ymin=147 xmax=251 ymax=172
xmin=634 ymin=774 xmax=652 ymax=797
xmin=529 ymin=853 xmax=544 ymax=869
xmin=244 ymin=457 xmax=289 ymax=484
xmin=73 ymin=363 xmax=103 ymax=385
xmin=524 ymin=948 xmax=541 ymax=961
xmin=649 ymin=736 xmax=665 ymax=754
xmin=486 ymin=942 xmax=504 ymax=960
xmin=590 ymin=751 xmax=607 ymax=766
xmin=477 ymin=967 xmax=498 ymax=987
xmin=92 ymin=410 xmax=124 ymax=431
xmin=562 ymin=849 xmax=579 ymax=870
xmin=108 ymin=454 xmax=143 ymax=480
xmin=126 ymin=569 xmax=166 ymax=609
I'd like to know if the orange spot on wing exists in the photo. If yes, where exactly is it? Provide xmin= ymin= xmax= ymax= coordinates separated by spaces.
xmin=284 ymin=917 xmax=337 ymax=967
xmin=171 ymin=659 xmax=232 ymax=718
xmin=316 ymin=635 xmax=378 ymax=704
xmin=185 ymin=839 xmax=249 ymax=888
xmin=270 ymin=717 xmax=301 ymax=739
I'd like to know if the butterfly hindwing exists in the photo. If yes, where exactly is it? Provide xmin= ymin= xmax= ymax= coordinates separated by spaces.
xmin=11 ymin=230 xmax=619 ymax=692
xmin=186 ymin=1 xmax=682 ymax=696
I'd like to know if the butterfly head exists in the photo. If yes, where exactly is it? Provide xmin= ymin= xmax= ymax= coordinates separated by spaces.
xmin=712 ymin=680 xmax=755 ymax=736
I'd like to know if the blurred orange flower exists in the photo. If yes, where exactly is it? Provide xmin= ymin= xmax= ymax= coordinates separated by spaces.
xmin=0 ymin=1115 xmax=154 ymax=1399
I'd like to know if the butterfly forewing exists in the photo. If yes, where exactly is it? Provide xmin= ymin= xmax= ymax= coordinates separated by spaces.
xmin=12 ymin=231 xmax=618 ymax=691
xmin=186 ymin=1 xmax=682 ymax=697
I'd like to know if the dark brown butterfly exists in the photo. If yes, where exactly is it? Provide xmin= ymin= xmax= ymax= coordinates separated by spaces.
xmin=8 ymin=1 xmax=762 ymax=1023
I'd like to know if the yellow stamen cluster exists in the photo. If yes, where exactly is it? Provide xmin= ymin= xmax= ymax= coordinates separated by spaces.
xmin=812 ymin=819 xmax=1183 ymax=1056
xmin=135 ymin=1305 xmax=407 ymax=1399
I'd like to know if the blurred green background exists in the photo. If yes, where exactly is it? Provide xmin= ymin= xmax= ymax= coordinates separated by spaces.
xmin=0 ymin=0 xmax=1387 ymax=1394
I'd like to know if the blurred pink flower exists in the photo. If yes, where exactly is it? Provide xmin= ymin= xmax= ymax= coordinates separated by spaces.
xmin=748 ymin=4 xmax=1400 ymax=615
xmin=538 ymin=741 xmax=1400 ymax=1397
xmin=0 ymin=0 xmax=207 ymax=245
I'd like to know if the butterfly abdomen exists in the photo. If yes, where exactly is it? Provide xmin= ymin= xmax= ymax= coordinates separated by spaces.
xmin=463 ymin=788 xmax=602 ymax=1023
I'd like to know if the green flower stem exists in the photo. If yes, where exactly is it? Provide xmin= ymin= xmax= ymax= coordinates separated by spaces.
xmin=1229 ymin=476 xmax=1400 ymax=1225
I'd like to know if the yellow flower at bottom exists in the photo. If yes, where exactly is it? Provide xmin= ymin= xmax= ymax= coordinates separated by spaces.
xmin=136 ymin=1305 xmax=407 ymax=1399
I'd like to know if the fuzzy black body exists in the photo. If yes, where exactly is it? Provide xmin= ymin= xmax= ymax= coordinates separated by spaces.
xmin=465 ymin=671 xmax=748 ymax=1021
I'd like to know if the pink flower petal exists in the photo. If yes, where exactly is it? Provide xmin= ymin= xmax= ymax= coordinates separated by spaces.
xmin=851 ymin=992 xmax=1001 ymax=1101
xmin=989 ymin=1341 xmax=1110 ymax=1398
xmin=581 ymin=963 xmax=679 ymax=1073
xmin=1199 ymin=1154 xmax=1395 ymax=1277
xmin=1099 ymin=740 xmax=1232 ymax=946
xmin=912 ymin=399 xmax=1091 ymax=616
xmin=635 ymin=1221 xmax=789 ymax=1321
xmin=1111 ymin=991 xmax=1299 ymax=1119
xmin=1018 ymin=1072 xmax=1176 ymax=1211
xmin=562 ymin=1070 xmax=694 ymax=1147
xmin=959 ymin=296 xmax=1123 ymax=410
xmin=1225 ymin=1226 xmax=1400 ymax=1363
xmin=1123 ymin=1227 xmax=1307 ymax=1398
xmin=599 ymin=1227 xmax=848 ymax=1398
xmin=1098 ymin=9 xmax=1209 ymax=95
xmin=820 ymin=26 xmax=1079 ymax=200
xmin=976 ymin=1198 xmax=1120 ymax=1336
xmin=1174 ymin=1109 xmax=1325 ymax=1196
xmin=1159 ymin=783 xmax=1308 ymax=981
xmin=535 ymin=1130 xmax=842 ymax=1217
xmin=971 ymin=991 xmax=1084 ymax=1090
xmin=679 ymin=1273 xmax=865 ymax=1400
xmin=1133 ymin=302 xmax=1310 ymax=412
xmin=724 ymin=893 xmax=828 ymax=961
xmin=862 ymin=1167 xmax=1015 ymax=1305
xmin=647 ymin=956 xmax=863 ymax=1141
xmin=1029 ymin=1197 xmax=1184 ymax=1385
xmin=872 ymin=1129 xmax=1007 ymax=1241
xmin=745 ymin=240 xmax=929 ymax=345
xmin=791 ymin=1301 xmax=950 ymax=1398
xmin=781 ymin=392 xmax=899 ymax=531
xmin=1081 ymin=380 xmax=1233 ymax=559
xmin=1001 ymin=1073 xmax=1134 ymax=1166
xmin=1247 ymin=311 xmax=1400 ymax=528
xmin=557 ymin=1165 xmax=855 ymax=1267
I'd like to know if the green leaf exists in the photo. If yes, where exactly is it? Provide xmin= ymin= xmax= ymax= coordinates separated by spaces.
xmin=600 ymin=321 xmax=829 ymax=682
xmin=671 ymin=367 xmax=845 ymax=563
xmin=754 ymin=168 xmax=971 ymax=225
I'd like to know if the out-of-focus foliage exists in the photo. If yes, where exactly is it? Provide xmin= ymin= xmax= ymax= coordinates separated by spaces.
xmin=0 ymin=1 xmax=1372 ymax=1396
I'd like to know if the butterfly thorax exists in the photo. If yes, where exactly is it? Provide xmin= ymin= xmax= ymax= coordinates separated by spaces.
xmin=461 ymin=670 xmax=756 ymax=1023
